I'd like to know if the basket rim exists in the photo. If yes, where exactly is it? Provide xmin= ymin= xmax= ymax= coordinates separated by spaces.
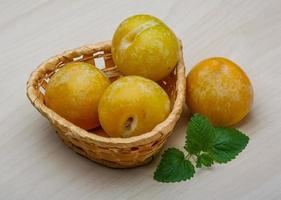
xmin=26 ymin=40 xmax=186 ymax=146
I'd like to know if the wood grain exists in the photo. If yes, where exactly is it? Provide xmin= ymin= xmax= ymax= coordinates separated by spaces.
xmin=1 ymin=0 xmax=281 ymax=199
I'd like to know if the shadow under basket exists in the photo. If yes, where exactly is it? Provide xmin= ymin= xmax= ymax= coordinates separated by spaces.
xmin=26 ymin=40 xmax=186 ymax=168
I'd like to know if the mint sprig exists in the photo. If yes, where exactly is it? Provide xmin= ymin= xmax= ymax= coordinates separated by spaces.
xmin=154 ymin=114 xmax=249 ymax=183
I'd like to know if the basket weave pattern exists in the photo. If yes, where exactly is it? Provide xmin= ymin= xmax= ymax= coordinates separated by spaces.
xmin=26 ymin=40 xmax=186 ymax=168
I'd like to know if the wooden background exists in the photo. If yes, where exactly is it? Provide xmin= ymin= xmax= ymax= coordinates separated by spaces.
xmin=1 ymin=1 xmax=281 ymax=199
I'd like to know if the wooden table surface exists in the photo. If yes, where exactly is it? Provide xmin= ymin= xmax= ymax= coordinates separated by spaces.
xmin=1 ymin=1 xmax=281 ymax=199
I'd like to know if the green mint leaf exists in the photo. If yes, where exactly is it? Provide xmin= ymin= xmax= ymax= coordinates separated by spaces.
xmin=211 ymin=127 xmax=249 ymax=163
xmin=196 ymin=153 xmax=214 ymax=168
xmin=185 ymin=114 xmax=215 ymax=154
xmin=153 ymin=113 xmax=250 ymax=183
xmin=154 ymin=148 xmax=195 ymax=182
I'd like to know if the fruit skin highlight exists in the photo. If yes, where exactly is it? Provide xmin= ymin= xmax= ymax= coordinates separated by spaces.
xmin=186 ymin=57 xmax=253 ymax=126
xmin=112 ymin=14 xmax=179 ymax=81
xmin=45 ymin=62 xmax=110 ymax=130
xmin=98 ymin=76 xmax=171 ymax=138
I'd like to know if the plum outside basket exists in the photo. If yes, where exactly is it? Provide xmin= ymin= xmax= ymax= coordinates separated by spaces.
xmin=26 ymin=40 xmax=186 ymax=168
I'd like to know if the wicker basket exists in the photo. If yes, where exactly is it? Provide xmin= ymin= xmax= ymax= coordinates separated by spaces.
xmin=26 ymin=40 xmax=186 ymax=168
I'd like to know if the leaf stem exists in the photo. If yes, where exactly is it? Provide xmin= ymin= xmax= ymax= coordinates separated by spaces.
xmin=185 ymin=153 xmax=192 ymax=160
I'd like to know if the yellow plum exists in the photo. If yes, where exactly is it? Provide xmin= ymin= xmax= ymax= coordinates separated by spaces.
xmin=186 ymin=57 xmax=253 ymax=126
xmin=45 ymin=62 xmax=110 ymax=130
xmin=112 ymin=14 xmax=179 ymax=81
xmin=98 ymin=76 xmax=171 ymax=138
